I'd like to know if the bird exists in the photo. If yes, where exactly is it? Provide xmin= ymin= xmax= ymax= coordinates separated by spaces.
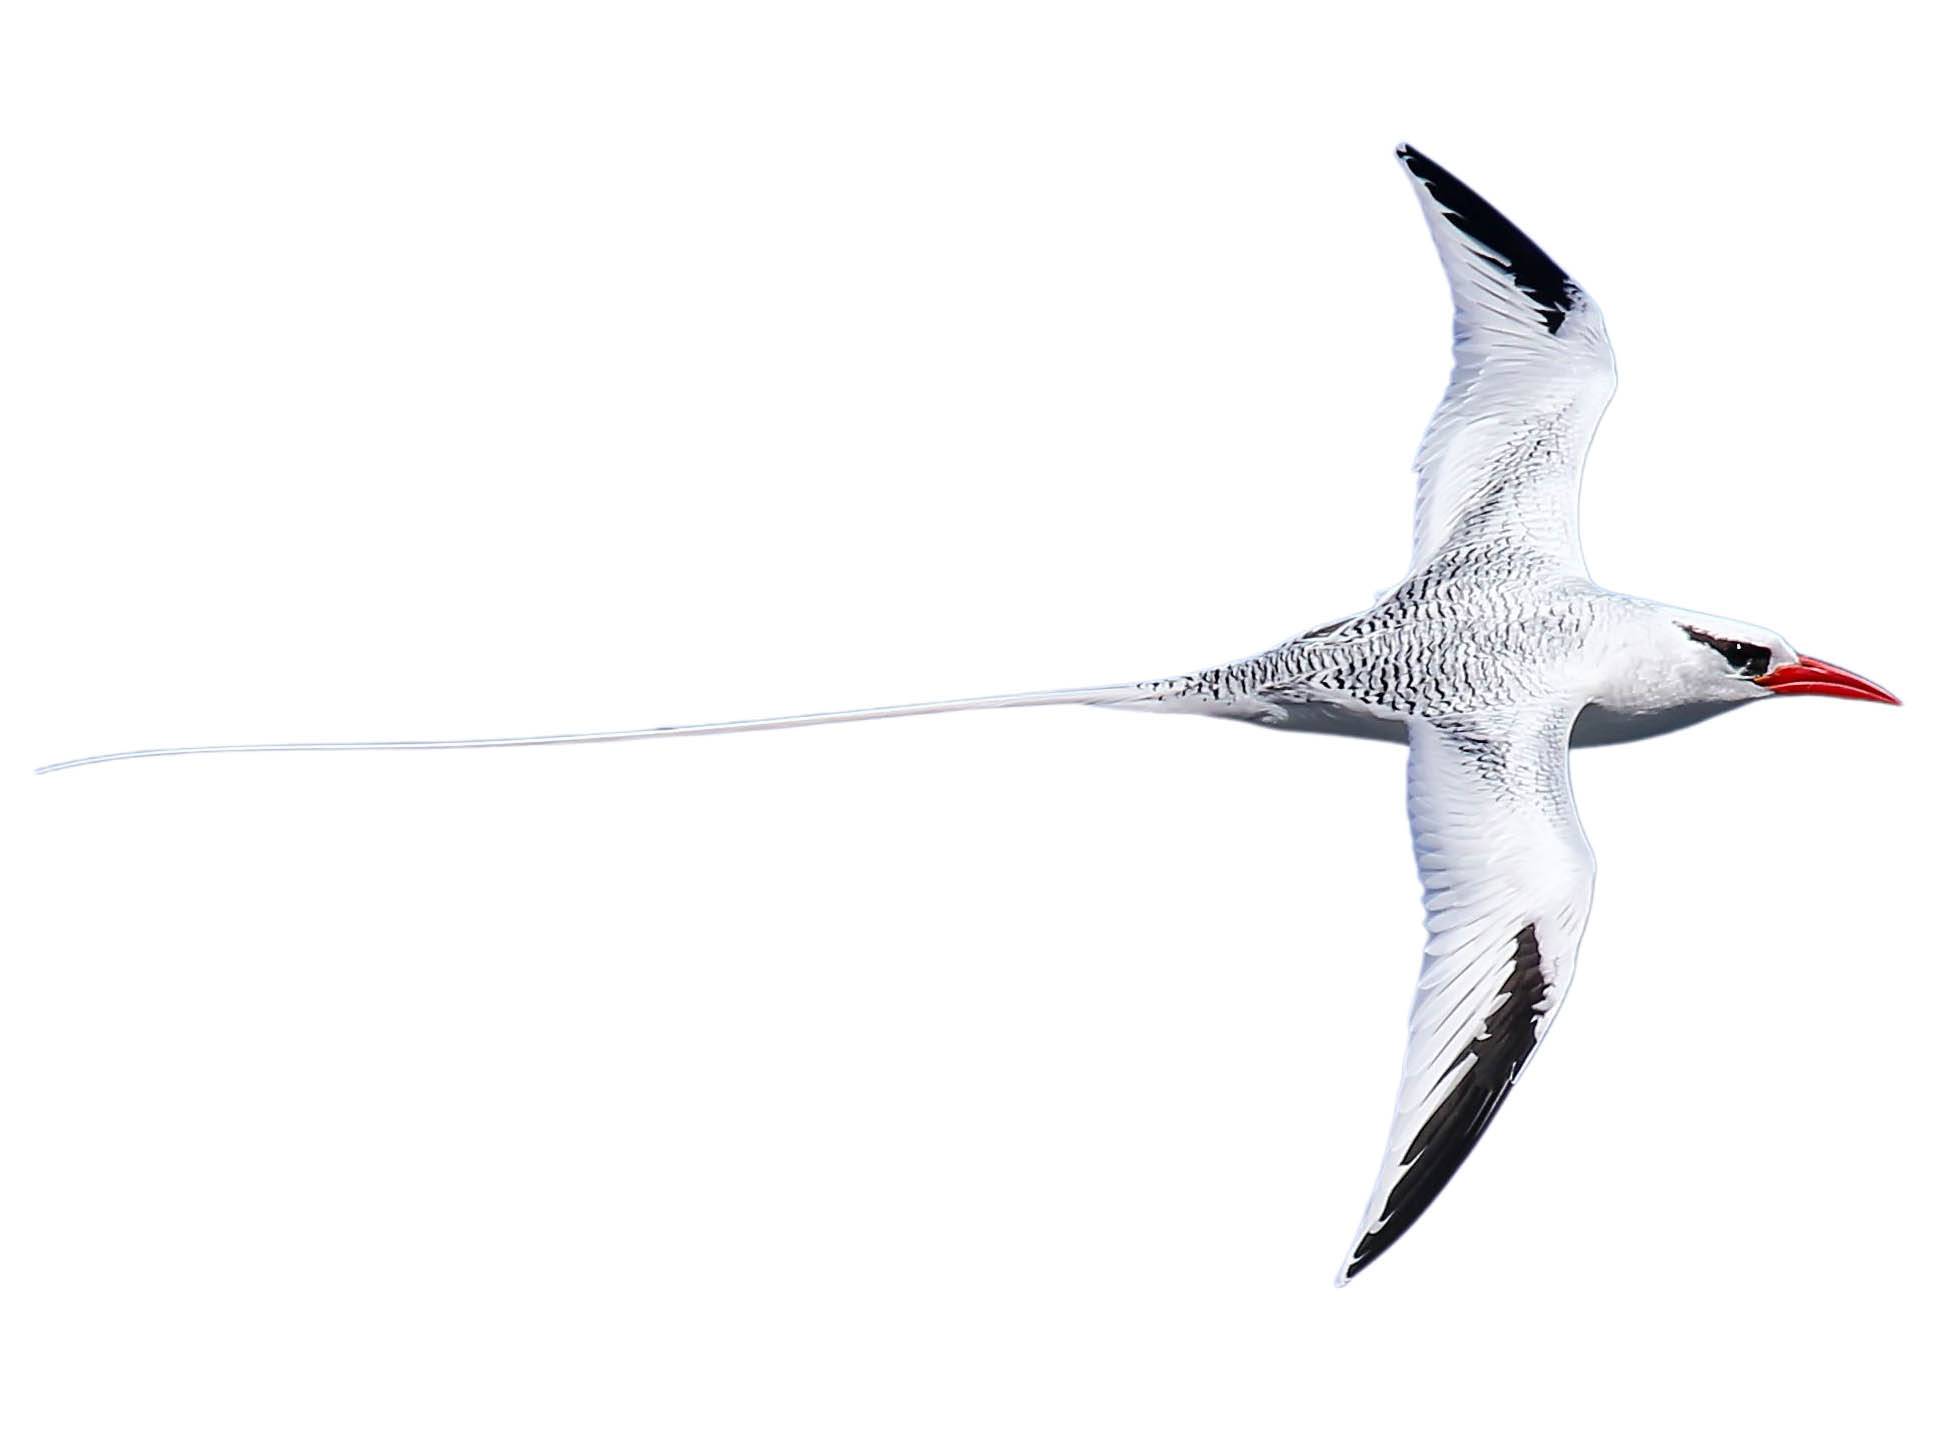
xmin=38 ymin=145 xmax=1900 ymax=1282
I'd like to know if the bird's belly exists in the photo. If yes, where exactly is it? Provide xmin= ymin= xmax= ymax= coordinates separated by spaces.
xmin=1572 ymin=699 xmax=1752 ymax=746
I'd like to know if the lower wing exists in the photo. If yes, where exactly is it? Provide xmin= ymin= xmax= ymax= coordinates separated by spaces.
xmin=1340 ymin=704 xmax=1595 ymax=1282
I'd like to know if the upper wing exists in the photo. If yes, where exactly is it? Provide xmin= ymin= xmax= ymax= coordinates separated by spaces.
xmin=1338 ymin=705 xmax=1595 ymax=1283
xmin=1398 ymin=145 xmax=1617 ymax=575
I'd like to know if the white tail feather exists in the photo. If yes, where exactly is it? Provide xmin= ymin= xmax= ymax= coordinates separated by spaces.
xmin=34 ymin=685 xmax=1154 ymax=775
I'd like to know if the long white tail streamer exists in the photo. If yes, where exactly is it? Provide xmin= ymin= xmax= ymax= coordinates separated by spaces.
xmin=35 ymin=685 xmax=1153 ymax=775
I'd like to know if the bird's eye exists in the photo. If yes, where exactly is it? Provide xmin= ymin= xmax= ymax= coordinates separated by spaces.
xmin=1680 ymin=625 xmax=1773 ymax=678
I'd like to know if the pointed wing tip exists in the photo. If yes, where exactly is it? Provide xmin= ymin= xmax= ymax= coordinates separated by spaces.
xmin=1394 ymin=142 xmax=1436 ymax=177
xmin=1391 ymin=144 xmax=1577 ymax=336
xmin=1335 ymin=1232 xmax=1379 ymax=1286
xmin=1393 ymin=143 xmax=1472 ymax=205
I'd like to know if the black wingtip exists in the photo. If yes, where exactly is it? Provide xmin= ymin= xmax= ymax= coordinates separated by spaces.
xmin=1341 ymin=1214 xmax=1387 ymax=1282
xmin=1341 ymin=923 xmax=1549 ymax=1282
xmin=1339 ymin=1231 xmax=1386 ymax=1284
xmin=1394 ymin=146 xmax=1574 ymax=334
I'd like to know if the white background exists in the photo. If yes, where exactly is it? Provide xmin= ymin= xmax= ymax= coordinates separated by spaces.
xmin=3 ymin=4 xmax=1931 ymax=1448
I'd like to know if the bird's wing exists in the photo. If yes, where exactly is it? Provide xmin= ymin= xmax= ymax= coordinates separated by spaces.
xmin=1339 ymin=704 xmax=1595 ymax=1282
xmin=1398 ymin=145 xmax=1617 ymax=576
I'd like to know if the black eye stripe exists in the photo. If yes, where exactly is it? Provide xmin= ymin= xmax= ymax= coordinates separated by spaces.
xmin=1680 ymin=625 xmax=1773 ymax=678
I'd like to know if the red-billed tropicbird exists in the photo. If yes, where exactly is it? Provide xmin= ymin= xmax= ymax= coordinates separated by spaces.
xmin=39 ymin=146 xmax=1899 ymax=1282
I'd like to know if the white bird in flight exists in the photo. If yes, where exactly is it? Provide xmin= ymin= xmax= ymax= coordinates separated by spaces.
xmin=41 ymin=146 xmax=1900 ymax=1282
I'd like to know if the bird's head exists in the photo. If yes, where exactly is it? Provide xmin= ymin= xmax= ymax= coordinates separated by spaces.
xmin=1658 ymin=609 xmax=1899 ymax=709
